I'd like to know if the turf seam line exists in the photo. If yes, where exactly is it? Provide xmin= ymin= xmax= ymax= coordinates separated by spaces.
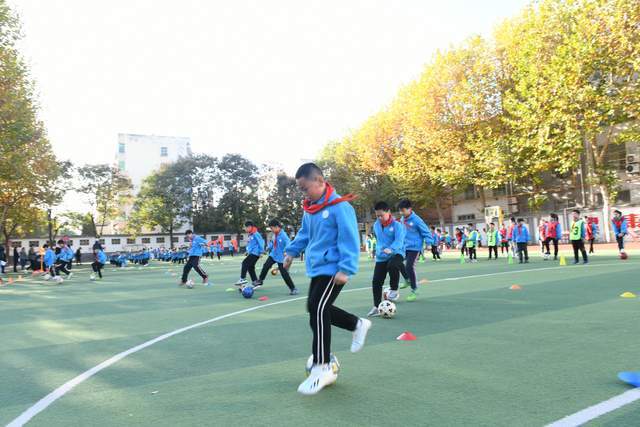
xmin=6 ymin=261 xmax=633 ymax=426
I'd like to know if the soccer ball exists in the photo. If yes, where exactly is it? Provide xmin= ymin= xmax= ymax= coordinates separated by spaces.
xmin=186 ymin=279 xmax=194 ymax=289
xmin=620 ymin=251 xmax=628 ymax=260
xmin=241 ymin=285 xmax=254 ymax=299
xmin=305 ymin=354 xmax=340 ymax=377
xmin=543 ymin=253 xmax=550 ymax=260
xmin=378 ymin=300 xmax=397 ymax=318
xmin=43 ymin=273 xmax=51 ymax=281
xmin=90 ymin=274 xmax=96 ymax=281
xmin=55 ymin=276 xmax=64 ymax=284
xmin=271 ymin=268 xmax=279 ymax=276
xmin=383 ymin=287 xmax=399 ymax=302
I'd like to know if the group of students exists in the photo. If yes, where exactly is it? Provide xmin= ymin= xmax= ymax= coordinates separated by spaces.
xmin=40 ymin=239 xmax=107 ymax=282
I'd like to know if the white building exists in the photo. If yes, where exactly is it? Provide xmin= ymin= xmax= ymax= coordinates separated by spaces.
xmin=116 ymin=133 xmax=192 ymax=191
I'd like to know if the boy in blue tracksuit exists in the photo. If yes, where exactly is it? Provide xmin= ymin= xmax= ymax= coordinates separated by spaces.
xmin=612 ymin=209 xmax=628 ymax=254
xmin=370 ymin=201 xmax=406 ymax=315
xmin=397 ymin=199 xmax=432 ymax=300
xmin=255 ymin=219 xmax=298 ymax=294
xmin=235 ymin=221 xmax=265 ymax=286
xmin=181 ymin=230 xmax=209 ymax=287
xmin=512 ymin=218 xmax=530 ymax=263
xmin=55 ymin=240 xmax=74 ymax=278
xmin=43 ymin=244 xmax=57 ymax=279
xmin=284 ymin=163 xmax=370 ymax=396
xmin=92 ymin=248 xmax=107 ymax=279
xmin=429 ymin=225 xmax=441 ymax=260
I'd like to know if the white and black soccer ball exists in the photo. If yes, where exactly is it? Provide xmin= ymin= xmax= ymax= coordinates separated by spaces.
xmin=378 ymin=300 xmax=397 ymax=318
xmin=90 ymin=274 xmax=96 ymax=281
xmin=305 ymin=353 xmax=340 ymax=377
xmin=43 ymin=273 xmax=51 ymax=281
xmin=186 ymin=279 xmax=194 ymax=289
xmin=543 ymin=253 xmax=550 ymax=260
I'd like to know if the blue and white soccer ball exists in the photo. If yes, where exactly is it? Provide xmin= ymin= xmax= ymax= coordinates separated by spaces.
xmin=241 ymin=285 xmax=254 ymax=299
xmin=305 ymin=354 xmax=340 ymax=377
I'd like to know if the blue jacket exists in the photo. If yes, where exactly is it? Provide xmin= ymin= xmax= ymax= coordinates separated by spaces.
xmin=96 ymin=250 xmax=107 ymax=264
xmin=512 ymin=224 xmax=530 ymax=243
xmin=56 ymin=246 xmax=73 ymax=262
xmin=188 ymin=235 xmax=208 ymax=257
xmin=285 ymin=189 xmax=360 ymax=277
xmin=246 ymin=231 xmax=265 ymax=256
xmin=400 ymin=212 xmax=432 ymax=251
xmin=612 ymin=218 xmax=628 ymax=235
xmin=431 ymin=232 xmax=440 ymax=246
xmin=590 ymin=222 xmax=598 ymax=236
xmin=44 ymin=249 xmax=56 ymax=267
xmin=268 ymin=231 xmax=290 ymax=263
xmin=373 ymin=218 xmax=406 ymax=262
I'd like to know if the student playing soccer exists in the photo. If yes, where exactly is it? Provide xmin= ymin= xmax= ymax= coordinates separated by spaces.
xmin=180 ymin=230 xmax=209 ymax=287
xmin=255 ymin=219 xmax=298 ymax=295
xmin=92 ymin=248 xmax=107 ymax=279
xmin=429 ymin=225 xmax=441 ymax=260
xmin=283 ymin=163 xmax=371 ymax=396
xmin=611 ymin=209 xmax=628 ymax=254
xmin=235 ymin=221 xmax=265 ymax=286
xmin=507 ymin=217 xmax=517 ymax=257
xmin=512 ymin=218 xmax=530 ymax=263
xmin=499 ymin=223 xmax=509 ymax=254
xmin=43 ymin=243 xmax=58 ymax=281
xmin=370 ymin=201 xmax=406 ymax=315
xmin=397 ymin=199 xmax=432 ymax=301
xmin=486 ymin=222 xmax=500 ymax=260
xmin=569 ymin=209 xmax=588 ymax=264
xmin=586 ymin=217 xmax=598 ymax=254
xmin=466 ymin=224 xmax=479 ymax=262
xmin=54 ymin=240 xmax=74 ymax=279
xmin=544 ymin=213 xmax=562 ymax=260
xmin=538 ymin=219 xmax=547 ymax=255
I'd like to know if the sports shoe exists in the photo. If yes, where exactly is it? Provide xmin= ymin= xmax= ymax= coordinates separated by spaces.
xmin=406 ymin=291 xmax=417 ymax=302
xmin=253 ymin=280 xmax=263 ymax=290
xmin=399 ymin=280 xmax=409 ymax=289
xmin=297 ymin=364 xmax=337 ymax=395
xmin=582 ymin=260 xmax=589 ymax=264
xmin=67 ymin=272 xmax=73 ymax=279
xmin=203 ymin=277 xmax=210 ymax=287
xmin=234 ymin=278 xmax=248 ymax=287
xmin=289 ymin=288 xmax=300 ymax=295
xmin=351 ymin=318 xmax=372 ymax=353
xmin=367 ymin=306 xmax=380 ymax=317
xmin=387 ymin=290 xmax=399 ymax=301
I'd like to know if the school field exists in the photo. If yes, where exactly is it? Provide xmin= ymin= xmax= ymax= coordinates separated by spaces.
xmin=1 ymin=247 xmax=639 ymax=426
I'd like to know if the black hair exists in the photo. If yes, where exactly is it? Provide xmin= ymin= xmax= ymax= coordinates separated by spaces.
xmin=43 ymin=244 xmax=49 ymax=248
xmin=510 ymin=217 xmax=516 ymax=222
xmin=185 ymin=229 xmax=193 ymax=235
xmin=57 ymin=239 xmax=64 ymax=245
xmin=517 ymin=218 xmax=524 ymax=222
xmin=397 ymin=199 xmax=412 ymax=210
xmin=490 ymin=222 xmax=495 ymax=225
xmin=295 ymin=163 xmax=324 ymax=180
xmin=374 ymin=201 xmax=390 ymax=211
xmin=614 ymin=209 xmax=622 ymax=215
xmin=268 ymin=219 xmax=281 ymax=228
xmin=244 ymin=221 xmax=255 ymax=227
xmin=550 ymin=213 xmax=558 ymax=220
xmin=572 ymin=209 xmax=581 ymax=215
xmin=468 ymin=223 xmax=474 ymax=227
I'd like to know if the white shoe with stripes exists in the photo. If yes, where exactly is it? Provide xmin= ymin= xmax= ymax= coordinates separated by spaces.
xmin=297 ymin=364 xmax=337 ymax=395
xmin=351 ymin=318 xmax=372 ymax=353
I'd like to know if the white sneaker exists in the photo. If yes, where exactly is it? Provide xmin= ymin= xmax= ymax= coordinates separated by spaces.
xmin=351 ymin=318 xmax=372 ymax=353
xmin=387 ymin=290 xmax=399 ymax=301
xmin=234 ymin=278 xmax=248 ymax=286
xmin=297 ymin=364 xmax=337 ymax=395
xmin=367 ymin=307 xmax=380 ymax=317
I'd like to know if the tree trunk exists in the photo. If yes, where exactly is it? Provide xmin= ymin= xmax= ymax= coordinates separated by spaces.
xmin=599 ymin=184 xmax=612 ymax=243
xmin=434 ymin=198 xmax=445 ymax=228
xmin=169 ymin=223 xmax=174 ymax=249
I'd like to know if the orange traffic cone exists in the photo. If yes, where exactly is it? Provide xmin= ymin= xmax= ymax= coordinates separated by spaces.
xmin=396 ymin=331 xmax=417 ymax=341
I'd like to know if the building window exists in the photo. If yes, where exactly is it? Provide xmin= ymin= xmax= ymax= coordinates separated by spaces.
xmin=605 ymin=143 xmax=626 ymax=171
xmin=172 ymin=237 xmax=179 ymax=243
xmin=11 ymin=241 xmax=22 ymax=248
xmin=492 ymin=186 xmax=507 ymax=197
xmin=118 ymin=142 xmax=125 ymax=154
xmin=457 ymin=214 xmax=476 ymax=221
xmin=126 ymin=238 xmax=136 ymax=244
xmin=29 ymin=241 xmax=40 ymax=247
xmin=67 ymin=240 xmax=74 ymax=246
xmin=118 ymin=160 xmax=125 ymax=171
xmin=142 ymin=237 xmax=151 ymax=244
xmin=156 ymin=237 xmax=165 ymax=243
xmin=464 ymin=186 xmax=477 ymax=200
xmin=111 ymin=238 xmax=121 ymax=244
xmin=224 ymin=235 xmax=231 ymax=240
xmin=160 ymin=146 xmax=168 ymax=157
xmin=616 ymin=190 xmax=631 ymax=203
xmin=80 ymin=239 xmax=89 ymax=246
xmin=99 ymin=239 xmax=105 ymax=244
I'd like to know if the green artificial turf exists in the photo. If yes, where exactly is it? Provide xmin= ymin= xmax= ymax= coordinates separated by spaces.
xmin=1 ymin=248 xmax=638 ymax=426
